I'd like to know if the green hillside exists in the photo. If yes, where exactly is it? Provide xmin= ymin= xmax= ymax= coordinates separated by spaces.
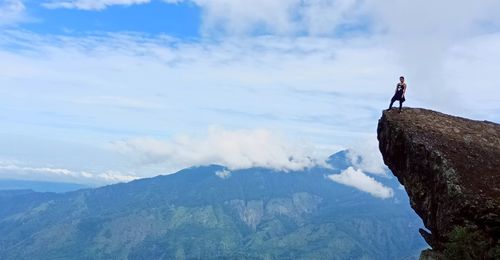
xmin=0 ymin=153 xmax=426 ymax=259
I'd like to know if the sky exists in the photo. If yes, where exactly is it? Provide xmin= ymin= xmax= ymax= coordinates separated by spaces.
xmin=0 ymin=0 xmax=499 ymax=195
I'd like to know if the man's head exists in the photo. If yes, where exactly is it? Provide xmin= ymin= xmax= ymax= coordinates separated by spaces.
xmin=400 ymin=76 xmax=405 ymax=83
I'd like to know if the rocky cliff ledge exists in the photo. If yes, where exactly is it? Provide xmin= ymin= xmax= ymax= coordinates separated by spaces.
xmin=377 ymin=108 xmax=500 ymax=259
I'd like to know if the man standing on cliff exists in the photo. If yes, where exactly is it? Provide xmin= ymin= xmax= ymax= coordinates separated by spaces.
xmin=388 ymin=76 xmax=407 ymax=112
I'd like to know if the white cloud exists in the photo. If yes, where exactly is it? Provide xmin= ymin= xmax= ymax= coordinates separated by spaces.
xmin=164 ymin=0 xmax=364 ymax=36
xmin=97 ymin=170 xmax=138 ymax=182
xmin=162 ymin=0 xmax=500 ymax=113
xmin=328 ymin=167 xmax=393 ymax=199
xmin=1 ymin=28 xmax=499 ymax=184
xmin=42 ymin=0 xmax=150 ymax=10
xmin=112 ymin=127 xmax=326 ymax=172
xmin=192 ymin=0 xmax=299 ymax=35
xmin=298 ymin=0 xmax=363 ymax=36
xmin=215 ymin=169 xmax=231 ymax=179
xmin=162 ymin=1 xmax=500 ymax=37
xmin=0 ymin=30 xmax=408 ymax=149
xmin=365 ymin=1 xmax=500 ymax=112
xmin=0 ymin=163 xmax=138 ymax=184
xmin=347 ymin=137 xmax=387 ymax=176
xmin=0 ymin=0 xmax=25 ymax=26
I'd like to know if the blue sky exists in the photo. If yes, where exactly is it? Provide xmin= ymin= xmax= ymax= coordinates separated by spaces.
xmin=1 ymin=0 xmax=499 ymax=193
xmin=23 ymin=1 xmax=201 ymax=36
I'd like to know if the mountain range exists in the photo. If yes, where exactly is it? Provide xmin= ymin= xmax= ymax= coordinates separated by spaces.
xmin=0 ymin=150 xmax=426 ymax=259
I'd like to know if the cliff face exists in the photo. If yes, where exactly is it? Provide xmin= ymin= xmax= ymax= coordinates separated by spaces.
xmin=378 ymin=108 xmax=500 ymax=259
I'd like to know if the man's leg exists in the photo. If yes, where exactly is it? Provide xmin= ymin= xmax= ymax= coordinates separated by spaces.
xmin=388 ymin=97 xmax=396 ymax=109
xmin=398 ymin=100 xmax=403 ymax=111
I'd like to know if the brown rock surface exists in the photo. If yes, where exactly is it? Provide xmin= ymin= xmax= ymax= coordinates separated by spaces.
xmin=377 ymin=108 xmax=500 ymax=258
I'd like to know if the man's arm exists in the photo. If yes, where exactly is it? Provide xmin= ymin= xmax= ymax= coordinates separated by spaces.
xmin=402 ymin=83 xmax=407 ymax=98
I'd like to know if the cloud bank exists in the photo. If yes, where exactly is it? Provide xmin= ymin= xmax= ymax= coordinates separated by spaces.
xmin=112 ymin=127 xmax=326 ymax=172
xmin=328 ymin=167 xmax=393 ymax=199
xmin=0 ymin=162 xmax=138 ymax=184
xmin=346 ymin=137 xmax=387 ymax=176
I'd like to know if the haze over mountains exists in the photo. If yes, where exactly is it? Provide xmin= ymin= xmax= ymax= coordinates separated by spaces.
xmin=0 ymin=151 xmax=426 ymax=259
xmin=0 ymin=179 xmax=87 ymax=193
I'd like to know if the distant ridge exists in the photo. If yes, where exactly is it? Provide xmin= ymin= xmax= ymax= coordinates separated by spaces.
xmin=0 ymin=179 xmax=88 ymax=193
